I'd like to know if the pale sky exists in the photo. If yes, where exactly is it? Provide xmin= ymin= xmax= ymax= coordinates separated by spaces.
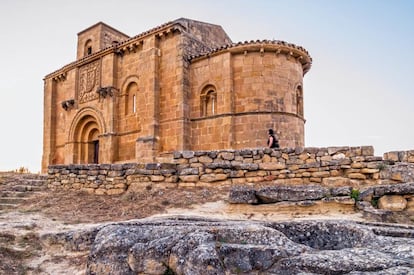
xmin=1 ymin=0 xmax=413 ymax=173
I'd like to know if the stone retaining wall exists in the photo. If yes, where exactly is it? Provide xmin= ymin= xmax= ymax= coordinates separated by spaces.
xmin=383 ymin=150 xmax=414 ymax=163
xmin=47 ymin=146 xmax=414 ymax=195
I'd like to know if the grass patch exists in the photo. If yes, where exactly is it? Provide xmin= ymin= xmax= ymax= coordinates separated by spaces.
xmin=371 ymin=197 xmax=379 ymax=208
xmin=350 ymin=189 xmax=360 ymax=201
xmin=376 ymin=163 xmax=388 ymax=171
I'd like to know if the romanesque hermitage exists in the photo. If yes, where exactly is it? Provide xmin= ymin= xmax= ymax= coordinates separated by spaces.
xmin=42 ymin=18 xmax=312 ymax=172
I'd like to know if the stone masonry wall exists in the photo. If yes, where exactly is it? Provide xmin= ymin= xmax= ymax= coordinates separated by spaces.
xmin=47 ymin=146 xmax=414 ymax=195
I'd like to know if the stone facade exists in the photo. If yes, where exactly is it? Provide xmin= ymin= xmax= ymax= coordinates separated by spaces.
xmin=42 ymin=18 xmax=312 ymax=173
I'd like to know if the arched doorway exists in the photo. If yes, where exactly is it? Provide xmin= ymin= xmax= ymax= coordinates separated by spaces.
xmin=74 ymin=115 xmax=101 ymax=164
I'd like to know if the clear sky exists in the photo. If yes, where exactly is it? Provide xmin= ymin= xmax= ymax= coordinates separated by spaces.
xmin=0 ymin=0 xmax=413 ymax=173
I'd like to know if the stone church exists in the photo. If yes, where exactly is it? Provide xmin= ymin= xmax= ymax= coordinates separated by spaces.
xmin=42 ymin=18 xmax=312 ymax=172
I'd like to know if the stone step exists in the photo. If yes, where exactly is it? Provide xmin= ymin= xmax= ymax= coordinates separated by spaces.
xmin=0 ymin=203 xmax=17 ymax=210
xmin=9 ymin=185 xmax=45 ymax=192
xmin=0 ymin=197 xmax=27 ymax=204
xmin=0 ymin=191 xmax=27 ymax=198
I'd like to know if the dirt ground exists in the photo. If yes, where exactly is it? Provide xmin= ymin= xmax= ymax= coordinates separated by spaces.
xmin=19 ymin=186 xmax=231 ymax=224
xmin=0 ymin=186 xmax=232 ymax=274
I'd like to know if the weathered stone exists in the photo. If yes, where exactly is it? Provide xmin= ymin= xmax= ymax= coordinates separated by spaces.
xmin=200 ymin=173 xmax=228 ymax=183
xmin=332 ymin=153 xmax=346 ymax=160
xmin=198 ymin=155 xmax=213 ymax=163
xmin=361 ymin=168 xmax=380 ymax=174
xmin=219 ymin=152 xmax=235 ymax=161
xmin=182 ymin=151 xmax=195 ymax=159
xmin=228 ymin=186 xmax=258 ymax=204
xmin=347 ymin=173 xmax=366 ymax=180
xmin=79 ymin=218 xmax=414 ymax=275
xmin=327 ymin=146 xmax=349 ymax=155
xmin=258 ymin=163 xmax=286 ymax=170
xmin=384 ymin=151 xmax=400 ymax=162
xmin=391 ymin=172 xmax=403 ymax=181
xmin=311 ymin=171 xmax=330 ymax=178
xmin=361 ymin=146 xmax=374 ymax=156
xmin=377 ymin=195 xmax=407 ymax=211
xmin=330 ymin=186 xmax=352 ymax=197
xmin=106 ymin=188 xmax=125 ymax=195
xmin=178 ymin=168 xmax=199 ymax=176
xmin=179 ymin=175 xmax=199 ymax=182
xmin=373 ymin=182 xmax=414 ymax=197
xmin=255 ymin=185 xmax=329 ymax=203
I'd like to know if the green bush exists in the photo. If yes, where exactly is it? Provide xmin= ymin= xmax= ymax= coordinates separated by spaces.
xmin=350 ymin=189 xmax=360 ymax=201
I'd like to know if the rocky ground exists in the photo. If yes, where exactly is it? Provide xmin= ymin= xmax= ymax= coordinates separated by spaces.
xmin=1 ymin=172 xmax=414 ymax=274
xmin=0 ymin=172 xmax=232 ymax=274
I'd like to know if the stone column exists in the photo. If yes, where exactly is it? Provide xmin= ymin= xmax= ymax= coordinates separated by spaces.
xmin=41 ymin=78 xmax=56 ymax=173
xmin=135 ymin=36 xmax=160 ymax=162
xmin=99 ymin=133 xmax=116 ymax=163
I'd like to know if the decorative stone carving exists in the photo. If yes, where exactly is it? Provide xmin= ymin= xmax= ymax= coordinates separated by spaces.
xmin=61 ymin=99 xmax=75 ymax=111
xmin=78 ymin=60 xmax=100 ymax=103
xmin=53 ymin=72 xmax=67 ymax=82
xmin=96 ymin=86 xmax=118 ymax=99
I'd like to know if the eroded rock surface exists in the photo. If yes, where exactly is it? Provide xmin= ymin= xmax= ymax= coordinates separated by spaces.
xmin=78 ymin=217 xmax=414 ymax=274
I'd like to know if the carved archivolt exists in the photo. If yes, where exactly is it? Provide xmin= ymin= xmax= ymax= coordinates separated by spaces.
xmin=68 ymin=107 xmax=106 ymax=142
xmin=78 ymin=60 xmax=101 ymax=103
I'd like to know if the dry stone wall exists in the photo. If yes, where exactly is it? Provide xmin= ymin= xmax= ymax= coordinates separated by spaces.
xmin=47 ymin=146 xmax=414 ymax=195
xmin=384 ymin=150 xmax=414 ymax=163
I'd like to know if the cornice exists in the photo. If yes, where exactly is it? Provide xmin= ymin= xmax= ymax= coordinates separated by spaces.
xmin=188 ymin=40 xmax=312 ymax=74
xmin=44 ymin=20 xmax=186 ymax=80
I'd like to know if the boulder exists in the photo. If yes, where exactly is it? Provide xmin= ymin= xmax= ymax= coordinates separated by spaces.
xmin=378 ymin=195 xmax=407 ymax=211
xmin=82 ymin=217 xmax=414 ymax=275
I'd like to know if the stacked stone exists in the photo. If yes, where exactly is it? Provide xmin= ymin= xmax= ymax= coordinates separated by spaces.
xmin=48 ymin=146 xmax=412 ymax=195
xmin=173 ymin=146 xmax=382 ymax=187
xmin=384 ymin=150 xmax=414 ymax=163
xmin=47 ymin=163 xmax=177 ymax=195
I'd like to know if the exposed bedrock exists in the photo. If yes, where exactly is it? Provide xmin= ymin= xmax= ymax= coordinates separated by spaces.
xmin=76 ymin=217 xmax=414 ymax=275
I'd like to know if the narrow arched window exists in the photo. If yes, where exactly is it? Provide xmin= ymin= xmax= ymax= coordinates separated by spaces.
xmin=125 ymin=82 xmax=138 ymax=115
xmin=84 ymin=39 xmax=92 ymax=56
xmin=296 ymin=85 xmax=304 ymax=117
xmin=200 ymin=85 xmax=217 ymax=117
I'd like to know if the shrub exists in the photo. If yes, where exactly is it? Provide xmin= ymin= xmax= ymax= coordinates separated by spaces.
xmin=350 ymin=189 xmax=360 ymax=201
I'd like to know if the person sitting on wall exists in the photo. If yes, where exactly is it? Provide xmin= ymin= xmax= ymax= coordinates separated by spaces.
xmin=267 ymin=129 xmax=280 ymax=149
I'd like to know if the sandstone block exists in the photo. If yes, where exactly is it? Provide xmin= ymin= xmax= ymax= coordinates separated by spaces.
xmin=332 ymin=153 xmax=346 ymax=160
xmin=383 ymin=151 xmax=400 ymax=162
xmin=200 ymin=173 xmax=228 ymax=182
xmin=178 ymin=182 xmax=196 ymax=188
xmin=80 ymin=187 xmax=95 ymax=194
xmin=150 ymin=175 xmax=165 ymax=182
xmin=377 ymin=195 xmax=407 ymax=211
xmin=219 ymin=152 xmax=235 ymax=160
xmin=95 ymin=188 xmax=106 ymax=195
xmin=391 ymin=173 xmax=403 ymax=181
xmin=347 ymin=173 xmax=366 ymax=180
xmin=114 ymin=183 xmax=127 ymax=189
xmin=198 ymin=155 xmax=213 ymax=163
xmin=179 ymin=175 xmax=199 ymax=182
xmin=311 ymin=171 xmax=330 ymax=178
xmin=107 ymin=188 xmax=125 ymax=195
xmin=322 ymin=177 xmax=353 ymax=187
xmin=361 ymin=146 xmax=374 ymax=156
xmin=351 ymin=163 xmax=364 ymax=169
xmin=259 ymin=163 xmax=286 ymax=170
xmin=360 ymin=168 xmax=379 ymax=174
